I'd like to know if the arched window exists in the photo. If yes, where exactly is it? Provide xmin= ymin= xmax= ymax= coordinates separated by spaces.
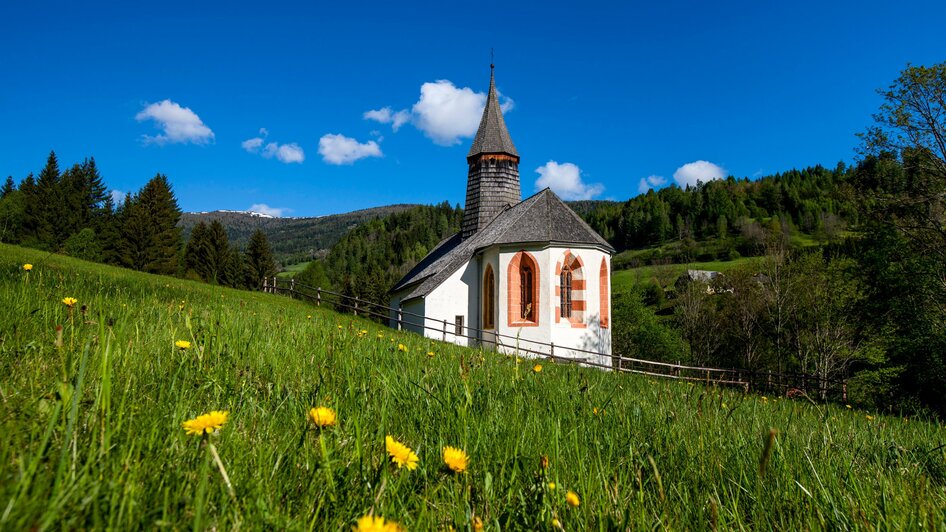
xmin=483 ymin=265 xmax=495 ymax=329
xmin=600 ymin=257 xmax=610 ymax=328
xmin=507 ymin=251 xmax=539 ymax=327
xmin=560 ymin=265 xmax=573 ymax=318
xmin=556 ymin=252 xmax=585 ymax=327
xmin=520 ymin=263 xmax=534 ymax=320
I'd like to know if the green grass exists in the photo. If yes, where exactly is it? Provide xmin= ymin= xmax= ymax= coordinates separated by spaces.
xmin=277 ymin=261 xmax=311 ymax=278
xmin=611 ymin=257 xmax=764 ymax=293
xmin=1 ymin=243 xmax=944 ymax=529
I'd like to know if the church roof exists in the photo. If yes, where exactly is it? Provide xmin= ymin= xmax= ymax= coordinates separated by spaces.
xmin=467 ymin=66 xmax=518 ymax=158
xmin=391 ymin=188 xmax=614 ymax=301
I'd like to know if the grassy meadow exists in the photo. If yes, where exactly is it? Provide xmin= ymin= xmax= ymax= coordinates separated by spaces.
xmin=610 ymin=257 xmax=764 ymax=294
xmin=1 ymin=243 xmax=944 ymax=530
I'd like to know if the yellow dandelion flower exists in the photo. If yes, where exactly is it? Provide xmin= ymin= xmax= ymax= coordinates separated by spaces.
xmin=548 ymin=482 xmax=556 ymax=490
xmin=846 ymin=404 xmax=852 ymax=409
xmin=427 ymin=351 xmax=436 ymax=357
xmin=385 ymin=436 xmax=418 ymax=470
xmin=175 ymin=340 xmax=191 ymax=350
xmin=472 ymin=516 xmax=484 ymax=531
xmin=540 ymin=455 xmax=550 ymax=469
xmin=866 ymin=415 xmax=874 ymax=421
xmin=566 ymin=490 xmax=580 ymax=508
xmin=397 ymin=344 xmax=408 ymax=352
xmin=307 ymin=315 xmax=312 ymax=319
xmin=355 ymin=515 xmax=401 ymax=532
xmin=62 ymin=297 xmax=78 ymax=307
xmin=307 ymin=406 xmax=337 ymax=428
xmin=443 ymin=446 xmax=469 ymax=473
xmin=23 ymin=263 xmax=33 ymax=271
xmin=338 ymin=325 xmax=343 ymax=330
xmin=761 ymin=396 xmax=768 ymax=402
xmin=377 ymin=333 xmax=384 ymax=339
xmin=360 ymin=329 xmax=368 ymax=334
xmin=552 ymin=518 xmax=562 ymax=529
xmin=182 ymin=410 xmax=229 ymax=436
xmin=533 ymin=364 xmax=543 ymax=373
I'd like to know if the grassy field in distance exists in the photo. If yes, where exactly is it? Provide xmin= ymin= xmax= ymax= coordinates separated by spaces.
xmin=1 ymin=243 xmax=943 ymax=529
xmin=276 ymin=261 xmax=311 ymax=278
xmin=611 ymin=256 xmax=764 ymax=294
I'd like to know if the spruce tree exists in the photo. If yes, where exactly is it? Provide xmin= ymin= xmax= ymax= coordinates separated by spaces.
xmin=139 ymin=174 xmax=183 ymax=274
xmin=1 ymin=176 xmax=14 ymax=198
xmin=204 ymin=220 xmax=231 ymax=284
xmin=34 ymin=151 xmax=60 ymax=249
xmin=18 ymin=174 xmax=40 ymax=246
xmin=120 ymin=175 xmax=182 ymax=274
xmin=183 ymin=221 xmax=210 ymax=280
xmin=245 ymin=229 xmax=277 ymax=290
xmin=97 ymin=194 xmax=124 ymax=265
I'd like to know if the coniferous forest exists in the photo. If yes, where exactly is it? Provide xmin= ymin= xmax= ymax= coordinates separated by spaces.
xmin=0 ymin=152 xmax=277 ymax=290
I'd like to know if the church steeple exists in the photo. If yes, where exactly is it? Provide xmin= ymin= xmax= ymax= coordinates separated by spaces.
xmin=462 ymin=65 xmax=521 ymax=239
xmin=467 ymin=65 xmax=518 ymax=159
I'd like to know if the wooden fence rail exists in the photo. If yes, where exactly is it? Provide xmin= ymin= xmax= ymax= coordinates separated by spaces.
xmin=262 ymin=277 xmax=847 ymax=402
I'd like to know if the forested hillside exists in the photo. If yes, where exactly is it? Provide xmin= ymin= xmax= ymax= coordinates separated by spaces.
xmin=580 ymin=163 xmax=855 ymax=265
xmin=297 ymin=202 xmax=462 ymax=304
xmin=180 ymin=204 xmax=417 ymax=264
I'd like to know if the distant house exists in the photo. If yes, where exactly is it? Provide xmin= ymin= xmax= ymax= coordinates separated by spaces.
xmin=388 ymin=66 xmax=614 ymax=366
xmin=676 ymin=269 xmax=728 ymax=294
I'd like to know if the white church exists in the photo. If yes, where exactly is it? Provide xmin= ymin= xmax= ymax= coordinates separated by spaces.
xmin=389 ymin=66 xmax=614 ymax=366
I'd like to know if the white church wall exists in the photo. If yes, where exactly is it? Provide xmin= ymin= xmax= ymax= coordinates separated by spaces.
xmin=550 ymin=247 xmax=613 ymax=368
xmin=422 ymin=261 xmax=479 ymax=346
xmin=492 ymin=245 xmax=612 ymax=367
xmin=495 ymin=246 xmax=555 ymax=356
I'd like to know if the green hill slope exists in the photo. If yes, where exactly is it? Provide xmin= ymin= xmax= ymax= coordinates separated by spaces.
xmin=179 ymin=204 xmax=418 ymax=264
xmin=1 ymin=244 xmax=943 ymax=529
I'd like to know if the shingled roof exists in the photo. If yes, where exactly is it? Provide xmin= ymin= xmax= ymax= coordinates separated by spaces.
xmin=467 ymin=66 xmax=518 ymax=158
xmin=391 ymin=188 xmax=614 ymax=301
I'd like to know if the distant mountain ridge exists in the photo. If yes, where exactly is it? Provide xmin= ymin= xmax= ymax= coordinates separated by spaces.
xmin=179 ymin=204 xmax=418 ymax=264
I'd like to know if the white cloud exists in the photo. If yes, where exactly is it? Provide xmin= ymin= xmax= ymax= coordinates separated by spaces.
xmin=135 ymin=99 xmax=214 ymax=145
xmin=365 ymin=80 xmax=515 ymax=146
xmin=534 ymin=161 xmax=604 ymax=200
xmin=242 ymin=128 xmax=304 ymax=163
xmin=248 ymin=203 xmax=290 ymax=217
xmin=109 ymin=190 xmax=125 ymax=205
xmin=411 ymin=80 xmax=487 ymax=145
xmin=363 ymin=107 xmax=411 ymax=132
xmin=263 ymin=142 xmax=305 ymax=164
xmin=318 ymin=133 xmax=382 ymax=165
xmin=241 ymin=137 xmax=264 ymax=152
xmin=673 ymin=160 xmax=726 ymax=188
xmin=638 ymin=174 xmax=667 ymax=194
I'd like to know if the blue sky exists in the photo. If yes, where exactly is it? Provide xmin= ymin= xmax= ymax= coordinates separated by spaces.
xmin=1 ymin=1 xmax=944 ymax=217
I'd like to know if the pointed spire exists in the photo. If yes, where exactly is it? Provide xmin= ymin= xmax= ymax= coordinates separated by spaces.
xmin=467 ymin=65 xmax=518 ymax=159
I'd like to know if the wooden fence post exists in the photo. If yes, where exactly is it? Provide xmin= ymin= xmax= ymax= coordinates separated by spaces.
xmin=397 ymin=305 xmax=403 ymax=331
xmin=442 ymin=320 xmax=447 ymax=341
xmin=316 ymin=287 xmax=321 ymax=307
xmin=842 ymin=381 xmax=848 ymax=402
xmin=290 ymin=278 xmax=295 ymax=294
xmin=550 ymin=342 xmax=555 ymax=360
xmin=354 ymin=297 xmax=359 ymax=317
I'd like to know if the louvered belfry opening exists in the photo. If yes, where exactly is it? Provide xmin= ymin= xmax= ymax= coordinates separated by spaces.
xmin=462 ymin=65 xmax=521 ymax=240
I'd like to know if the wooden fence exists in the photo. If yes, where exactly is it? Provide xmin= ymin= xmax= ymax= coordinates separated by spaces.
xmin=262 ymin=277 xmax=847 ymax=402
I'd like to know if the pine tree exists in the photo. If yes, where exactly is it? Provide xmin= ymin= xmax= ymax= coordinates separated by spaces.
xmin=97 ymin=194 xmax=123 ymax=265
xmin=120 ymin=175 xmax=182 ymax=274
xmin=183 ymin=221 xmax=210 ymax=279
xmin=204 ymin=220 xmax=232 ymax=284
xmin=33 ymin=151 xmax=60 ymax=249
xmin=245 ymin=229 xmax=277 ymax=290
xmin=1 ymin=176 xmax=14 ymax=198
